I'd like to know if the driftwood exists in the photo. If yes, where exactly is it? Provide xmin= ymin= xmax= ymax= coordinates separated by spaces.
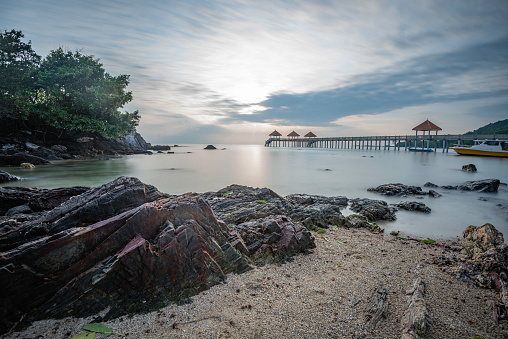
xmin=401 ymin=278 xmax=430 ymax=339
xmin=364 ymin=286 xmax=389 ymax=330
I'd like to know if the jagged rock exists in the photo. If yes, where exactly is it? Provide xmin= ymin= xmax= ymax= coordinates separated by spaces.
xmin=443 ymin=223 xmax=507 ymax=323
xmin=25 ymin=142 xmax=40 ymax=151
xmin=0 ymin=152 xmax=51 ymax=166
xmin=394 ymin=202 xmax=431 ymax=213
xmin=349 ymin=198 xmax=397 ymax=221
xmin=0 ymin=177 xmax=167 ymax=252
xmin=121 ymin=131 xmax=151 ymax=151
xmin=423 ymin=182 xmax=439 ymax=188
xmin=0 ymin=195 xmax=251 ymax=333
xmin=5 ymin=204 xmax=32 ymax=216
xmin=76 ymin=136 xmax=94 ymax=143
xmin=343 ymin=214 xmax=384 ymax=233
xmin=0 ymin=170 xmax=20 ymax=183
xmin=285 ymin=194 xmax=348 ymax=231
xmin=0 ymin=186 xmax=90 ymax=217
xmin=401 ymin=278 xmax=430 ymax=339
xmin=204 ymin=145 xmax=217 ymax=150
xmin=428 ymin=190 xmax=442 ymax=198
xmin=232 ymin=215 xmax=315 ymax=265
xmin=201 ymin=184 xmax=292 ymax=225
xmin=426 ymin=179 xmax=500 ymax=193
xmin=367 ymin=183 xmax=427 ymax=196
xmin=458 ymin=179 xmax=500 ymax=192
xmin=462 ymin=164 xmax=477 ymax=172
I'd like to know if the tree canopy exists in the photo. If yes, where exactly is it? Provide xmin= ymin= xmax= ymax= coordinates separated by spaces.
xmin=0 ymin=29 xmax=139 ymax=140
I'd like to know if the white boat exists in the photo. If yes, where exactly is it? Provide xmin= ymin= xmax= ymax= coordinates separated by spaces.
xmin=451 ymin=139 xmax=508 ymax=157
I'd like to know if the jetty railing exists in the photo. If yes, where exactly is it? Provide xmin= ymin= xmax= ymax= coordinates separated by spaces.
xmin=264 ymin=134 xmax=508 ymax=152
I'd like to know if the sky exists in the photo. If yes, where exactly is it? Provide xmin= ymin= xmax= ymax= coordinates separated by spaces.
xmin=1 ymin=0 xmax=507 ymax=144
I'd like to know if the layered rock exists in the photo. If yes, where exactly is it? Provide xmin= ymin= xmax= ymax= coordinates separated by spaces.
xmin=0 ymin=170 xmax=20 ymax=183
xmin=425 ymin=179 xmax=500 ymax=193
xmin=0 ymin=152 xmax=51 ymax=166
xmin=0 ymin=178 xmax=318 ymax=334
xmin=393 ymin=201 xmax=431 ymax=213
xmin=232 ymin=215 xmax=315 ymax=265
xmin=349 ymin=198 xmax=397 ymax=221
xmin=367 ymin=183 xmax=428 ymax=196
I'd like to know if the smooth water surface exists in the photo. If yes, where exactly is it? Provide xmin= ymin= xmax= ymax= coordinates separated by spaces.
xmin=2 ymin=144 xmax=507 ymax=240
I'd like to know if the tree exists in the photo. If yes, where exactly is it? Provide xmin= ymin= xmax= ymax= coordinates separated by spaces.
xmin=0 ymin=29 xmax=40 ymax=120
xmin=32 ymin=48 xmax=140 ymax=138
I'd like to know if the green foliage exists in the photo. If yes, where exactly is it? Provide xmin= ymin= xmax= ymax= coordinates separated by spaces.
xmin=257 ymin=200 xmax=267 ymax=204
xmin=465 ymin=119 xmax=508 ymax=135
xmin=222 ymin=191 xmax=233 ymax=197
xmin=69 ymin=323 xmax=125 ymax=339
xmin=0 ymin=29 xmax=140 ymax=140
xmin=316 ymin=229 xmax=326 ymax=234
xmin=0 ymin=29 xmax=40 ymax=119
xmin=419 ymin=238 xmax=436 ymax=244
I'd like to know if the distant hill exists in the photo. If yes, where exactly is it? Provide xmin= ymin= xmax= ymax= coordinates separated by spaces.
xmin=464 ymin=119 xmax=508 ymax=135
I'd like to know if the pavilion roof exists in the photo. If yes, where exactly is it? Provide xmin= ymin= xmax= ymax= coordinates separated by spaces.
xmin=269 ymin=130 xmax=282 ymax=136
xmin=304 ymin=131 xmax=317 ymax=137
xmin=287 ymin=131 xmax=300 ymax=137
xmin=412 ymin=119 xmax=442 ymax=131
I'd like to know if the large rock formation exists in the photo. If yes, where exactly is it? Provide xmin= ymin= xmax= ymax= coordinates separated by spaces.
xmin=367 ymin=183 xmax=428 ymax=196
xmin=425 ymin=179 xmax=501 ymax=193
xmin=349 ymin=198 xmax=397 ymax=221
xmin=0 ymin=178 xmax=317 ymax=334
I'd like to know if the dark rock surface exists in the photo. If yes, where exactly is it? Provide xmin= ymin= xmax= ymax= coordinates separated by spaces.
xmin=285 ymin=194 xmax=348 ymax=231
xmin=367 ymin=183 xmax=427 ymax=196
xmin=343 ymin=214 xmax=384 ymax=233
xmin=0 ymin=170 xmax=21 ymax=183
xmin=0 ymin=179 xmax=319 ymax=334
xmin=232 ymin=215 xmax=315 ymax=265
xmin=349 ymin=198 xmax=397 ymax=221
xmin=393 ymin=201 xmax=431 ymax=213
xmin=462 ymin=164 xmax=477 ymax=172
xmin=0 ymin=186 xmax=90 ymax=217
xmin=150 ymin=145 xmax=171 ymax=151
xmin=441 ymin=223 xmax=507 ymax=323
xmin=0 ymin=152 xmax=51 ymax=166
xmin=429 ymin=179 xmax=500 ymax=193
xmin=204 ymin=145 xmax=217 ymax=150
xmin=0 ymin=177 xmax=167 ymax=252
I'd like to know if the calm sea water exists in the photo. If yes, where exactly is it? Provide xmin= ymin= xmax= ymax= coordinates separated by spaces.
xmin=2 ymin=144 xmax=507 ymax=241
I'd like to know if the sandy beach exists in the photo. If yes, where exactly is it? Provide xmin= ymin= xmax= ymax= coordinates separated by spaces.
xmin=3 ymin=227 xmax=506 ymax=339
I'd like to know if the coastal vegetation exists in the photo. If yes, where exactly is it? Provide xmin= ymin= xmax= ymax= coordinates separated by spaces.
xmin=465 ymin=118 xmax=508 ymax=135
xmin=0 ymin=29 xmax=140 ymax=142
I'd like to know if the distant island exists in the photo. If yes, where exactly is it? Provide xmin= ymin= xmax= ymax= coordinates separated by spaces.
xmin=465 ymin=118 xmax=508 ymax=135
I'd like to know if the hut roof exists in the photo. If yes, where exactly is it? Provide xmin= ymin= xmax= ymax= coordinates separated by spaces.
xmin=412 ymin=119 xmax=442 ymax=131
xmin=304 ymin=131 xmax=317 ymax=137
xmin=287 ymin=131 xmax=300 ymax=137
xmin=269 ymin=130 xmax=282 ymax=137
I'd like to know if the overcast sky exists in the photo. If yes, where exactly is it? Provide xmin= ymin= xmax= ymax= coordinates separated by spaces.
xmin=1 ymin=0 xmax=507 ymax=144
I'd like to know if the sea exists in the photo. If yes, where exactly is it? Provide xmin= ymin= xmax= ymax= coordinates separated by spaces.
xmin=2 ymin=144 xmax=507 ymax=241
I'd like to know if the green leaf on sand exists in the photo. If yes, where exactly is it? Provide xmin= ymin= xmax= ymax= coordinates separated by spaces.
xmin=396 ymin=236 xmax=408 ymax=240
xmin=320 ymin=234 xmax=329 ymax=241
xmin=316 ymin=229 xmax=327 ymax=234
xmin=337 ymin=240 xmax=346 ymax=246
xmin=222 ymin=191 xmax=233 ymax=197
xmin=419 ymin=239 xmax=436 ymax=244
xmin=69 ymin=333 xmax=96 ymax=339
xmin=82 ymin=323 xmax=124 ymax=337
xmin=257 ymin=200 xmax=267 ymax=204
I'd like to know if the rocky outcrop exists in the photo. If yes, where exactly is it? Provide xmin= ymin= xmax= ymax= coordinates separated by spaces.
xmin=0 ymin=177 xmax=167 ymax=252
xmin=367 ymin=183 xmax=427 ymax=196
xmin=393 ymin=202 xmax=431 ymax=213
xmin=204 ymin=145 xmax=217 ymax=150
xmin=0 ymin=186 xmax=90 ymax=217
xmin=0 ymin=170 xmax=20 ymax=183
xmin=285 ymin=194 xmax=348 ymax=231
xmin=0 ymin=179 xmax=319 ymax=334
xmin=425 ymin=179 xmax=500 ymax=193
xmin=201 ymin=184 xmax=292 ymax=225
xmin=440 ymin=223 xmax=507 ymax=324
xmin=462 ymin=164 xmax=477 ymax=172
xmin=0 ymin=152 xmax=51 ymax=166
xmin=121 ymin=131 xmax=151 ymax=152
xmin=232 ymin=215 xmax=315 ymax=265
xmin=349 ymin=198 xmax=397 ymax=221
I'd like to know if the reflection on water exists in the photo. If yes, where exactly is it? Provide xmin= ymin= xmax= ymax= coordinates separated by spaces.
xmin=1 ymin=144 xmax=507 ymax=240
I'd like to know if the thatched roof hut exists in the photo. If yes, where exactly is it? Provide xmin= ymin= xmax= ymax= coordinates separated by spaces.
xmin=269 ymin=130 xmax=282 ymax=137
xmin=304 ymin=131 xmax=317 ymax=138
xmin=287 ymin=131 xmax=300 ymax=139
xmin=412 ymin=119 xmax=442 ymax=131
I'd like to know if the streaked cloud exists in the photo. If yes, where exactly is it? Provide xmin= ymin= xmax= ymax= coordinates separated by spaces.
xmin=1 ymin=0 xmax=507 ymax=143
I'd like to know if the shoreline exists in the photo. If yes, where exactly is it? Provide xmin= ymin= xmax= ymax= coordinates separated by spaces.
xmin=3 ymin=227 xmax=506 ymax=338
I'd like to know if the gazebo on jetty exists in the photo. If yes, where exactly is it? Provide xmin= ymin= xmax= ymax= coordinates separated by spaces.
xmin=410 ymin=119 xmax=442 ymax=152
xmin=264 ymin=123 xmax=508 ymax=151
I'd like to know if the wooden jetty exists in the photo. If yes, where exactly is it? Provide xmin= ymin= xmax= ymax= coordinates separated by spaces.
xmin=264 ymin=133 xmax=508 ymax=152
